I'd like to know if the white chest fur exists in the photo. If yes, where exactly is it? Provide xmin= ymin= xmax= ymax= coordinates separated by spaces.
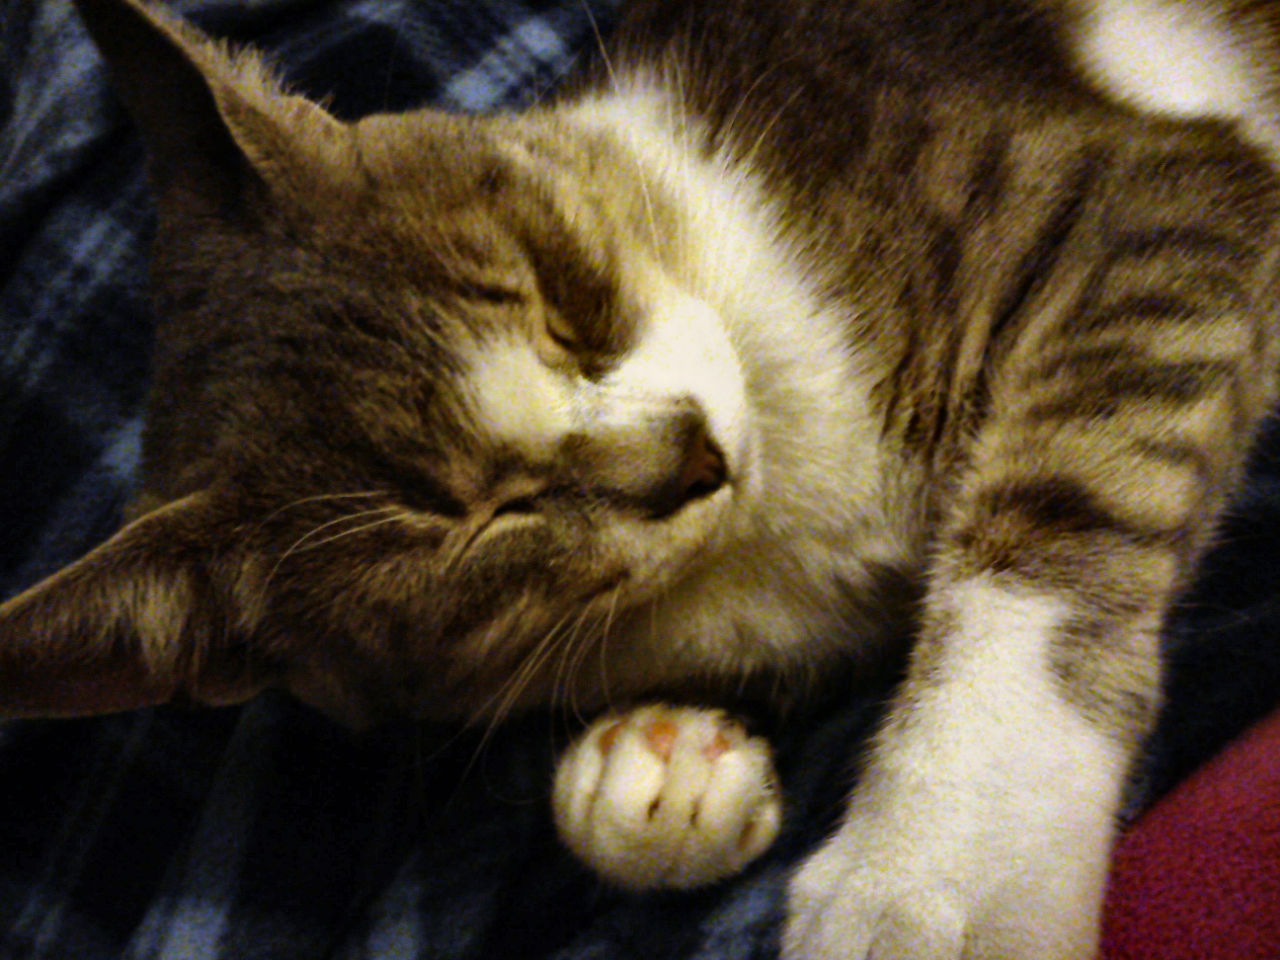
xmin=551 ymin=82 xmax=911 ymax=676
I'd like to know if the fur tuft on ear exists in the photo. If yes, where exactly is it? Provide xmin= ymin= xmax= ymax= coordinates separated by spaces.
xmin=0 ymin=494 xmax=267 ymax=718
xmin=73 ymin=0 xmax=349 ymax=212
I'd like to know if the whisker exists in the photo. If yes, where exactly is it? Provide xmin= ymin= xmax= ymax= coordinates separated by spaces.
xmin=554 ymin=599 xmax=604 ymax=717
xmin=263 ymin=506 xmax=402 ymax=590
xmin=401 ymin=611 xmax=569 ymax=773
xmin=598 ymin=579 xmax=624 ymax=681
xmin=739 ymin=84 xmax=806 ymax=175
xmin=592 ymin=584 xmax=624 ymax=717
xmin=670 ymin=54 xmax=689 ymax=155
xmin=549 ymin=597 xmax=613 ymax=752
xmin=666 ymin=58 xmax=692 ymax=260
xmin=454 ymin=607 xmax=584 ymax=787
xmin=718 ymin=57 xmax=798 ymax=149
xmin=553 ymin=607 xmax=603 ymax=755
xmin=580 ymin=0 xmax=616 ymax=94
xmin=558 ymin=579 xmax=624 ymax=731
xmin=498 ymin=602 xmax=597 ymax=729
xmin=253 ymin=490 xmax=389 ymax=534
xmin=553 ymin=598 xmax=615 ymax=751
xmin=462 ymin=604 xmax=580 ymax=731
xmin=550 ymin=608 xmax=587 ymax=714
xmin=290 ymin=511 xmax=408 ymax=554
xmin=579 ymin=0 xmax=663 ymax=253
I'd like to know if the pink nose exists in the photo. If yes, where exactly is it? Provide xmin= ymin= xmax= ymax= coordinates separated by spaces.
xmin=677 ymin=424 xmax=727 ymax=504
xmin=632 ymin=413 xmax=728 ymax=520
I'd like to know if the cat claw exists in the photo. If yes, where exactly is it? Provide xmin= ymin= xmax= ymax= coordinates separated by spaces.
xmin=552 ymin=704 xmax=781 ymax=889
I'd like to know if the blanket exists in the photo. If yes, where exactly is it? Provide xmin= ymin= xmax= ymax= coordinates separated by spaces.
xmin=2 ymin=2 xmax=1279 ymax=958
xmin=1102 ymin=708 xmax=1280 ymax=960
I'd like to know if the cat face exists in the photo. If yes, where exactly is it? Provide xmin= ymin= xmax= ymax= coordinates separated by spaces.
xmin=0 ymin=0 xmax=900 ymax=725
xmin=199 ymin=111 xmax=755 ymax=722
xmin=0 ymin=0 xmax=767 ymax=724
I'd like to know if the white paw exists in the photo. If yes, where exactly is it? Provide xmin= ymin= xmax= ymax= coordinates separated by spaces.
xmin=783 ymin=802 xmax=1111 ymax=960
xmin=781 ymin=724 xmax=1121 ymax=960
xmin=552 ymin=703 xmax=782 ymax=889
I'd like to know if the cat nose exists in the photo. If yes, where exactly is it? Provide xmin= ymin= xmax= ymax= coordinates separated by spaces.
xmin=648 ymin=414 xmax=727 ymax=518
xmin=678 ymin=422 xmax=728 ymax=502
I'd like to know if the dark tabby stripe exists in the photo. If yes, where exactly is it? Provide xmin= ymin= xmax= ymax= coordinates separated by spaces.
xmin=986 ymin=150 xmax=1103 ymax=352
xmin=1026 ymin=359 xmax=1235 ymax=422
xmin=961 ymin=126 xmax=1014 ymax=220
xmin=1080 ymin=292 xmax=1200 ymax=330
xmin=975 ymin=477 xmax=1174 ymax=543
xmin=1111 ymin=224 xmax=1253 ymax=262
xmin=1124 ymin=436 xmax=1214 ymax=482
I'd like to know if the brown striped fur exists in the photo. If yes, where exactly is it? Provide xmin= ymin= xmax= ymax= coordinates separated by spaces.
xmin=4 ymin=0 xmax=1280 ymax=954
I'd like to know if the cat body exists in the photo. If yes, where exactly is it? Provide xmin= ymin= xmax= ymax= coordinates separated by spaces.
xmin=3 ymin=0 xmax=1280 ymax=956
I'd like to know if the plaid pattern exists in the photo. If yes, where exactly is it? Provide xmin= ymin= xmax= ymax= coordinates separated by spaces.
xmin=2 ymin=2 xmax=1280 ymax=958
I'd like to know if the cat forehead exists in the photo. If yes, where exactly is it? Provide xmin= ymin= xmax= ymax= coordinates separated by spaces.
xmin=343 ymin=110 xmax=604 ymax=200
xmin=158 ymin=108 xmax=659 ymax=492
xmin=276 ymin=122 xmax=612 ymax=287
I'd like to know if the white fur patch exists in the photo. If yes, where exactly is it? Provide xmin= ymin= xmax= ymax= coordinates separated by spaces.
xmin=563 ymin=82 xmax=886 ymax=525
xmin=562 ymin=81 xmax=909 ymax=679
xmin=895 ymin=577 xmax=1126 ymax=819
xmin=1073 ymin=0 xmax=1280 ymax=155
xmin=462 ymin=284 xmax=747 ymax=487
xmin=463 ymin=336 xmax=571 ymax=460
xmin=597 ymin=272 xmax=751 ymax=478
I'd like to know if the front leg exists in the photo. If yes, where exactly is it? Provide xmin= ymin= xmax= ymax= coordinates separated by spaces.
xmin=785 ymin=122 xmax=1280 ymax=957
xmin=784 ymin=383 xmax=1263 ymax=956
xmin=785 ymin=406 xmax=1236 ymax=957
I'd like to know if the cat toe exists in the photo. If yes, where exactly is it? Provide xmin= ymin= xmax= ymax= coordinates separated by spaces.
xmin=552 ymin=704 xmax=781 ymax=889
xmin=784 ymin=811 xmax=1104 ymax=960
xmin=784 ymin=872 xmax=967 ymax=960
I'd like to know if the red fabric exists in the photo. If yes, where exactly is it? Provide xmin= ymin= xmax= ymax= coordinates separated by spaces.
xmin=1100 ymin=708 xmax=1280 ymax=960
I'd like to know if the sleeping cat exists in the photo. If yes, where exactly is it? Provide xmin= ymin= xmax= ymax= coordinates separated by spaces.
xmin=3 ymin=0 xmax=1280 ymax=956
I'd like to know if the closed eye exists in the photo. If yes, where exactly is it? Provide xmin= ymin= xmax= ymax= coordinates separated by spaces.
xmin=459 ymin=281 xmax=528 ymax=307
xmin=445 ymin=490 xmax=546 ymax=572
xmin=543 ymin=311 xmax=582 ymax=351
xmin=374 ymin=461 xmax=468 ymax=519
xmin=493 ymin=494 xmax=540 ymax=516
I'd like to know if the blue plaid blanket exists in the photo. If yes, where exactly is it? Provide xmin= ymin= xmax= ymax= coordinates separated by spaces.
xmin=3 ymin=2 xmax=1280 ymax=958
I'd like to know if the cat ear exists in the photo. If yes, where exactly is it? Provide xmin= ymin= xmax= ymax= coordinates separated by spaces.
xmin=0 ymin=493 xmax=268 ymax=718
xmin=73 ymin=0 xmax=347 ymax=212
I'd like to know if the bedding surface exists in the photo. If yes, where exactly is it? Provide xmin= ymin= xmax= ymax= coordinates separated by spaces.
xmin=2 ymin=2 xmax=1279 ymax=957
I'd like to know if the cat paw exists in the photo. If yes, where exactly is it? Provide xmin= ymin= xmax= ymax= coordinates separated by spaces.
xmin=781 ymin=797 xmax=1111 ymax=960
xmin=785 ymin=860 xmax=968 ymax=960
xmin=552 ymin=703 xmax=782 ymax=889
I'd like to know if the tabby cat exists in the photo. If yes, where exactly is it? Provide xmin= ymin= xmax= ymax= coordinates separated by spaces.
xmin=3 ymin=0 xmax=1279 ymax=956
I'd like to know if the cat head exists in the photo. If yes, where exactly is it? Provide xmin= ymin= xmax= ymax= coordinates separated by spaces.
xmin=0 ymin=0 xmax=774 ymax=725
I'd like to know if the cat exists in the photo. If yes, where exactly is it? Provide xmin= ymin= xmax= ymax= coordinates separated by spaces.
xmin=3 ymin=0 xmax=1280 ymax=956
